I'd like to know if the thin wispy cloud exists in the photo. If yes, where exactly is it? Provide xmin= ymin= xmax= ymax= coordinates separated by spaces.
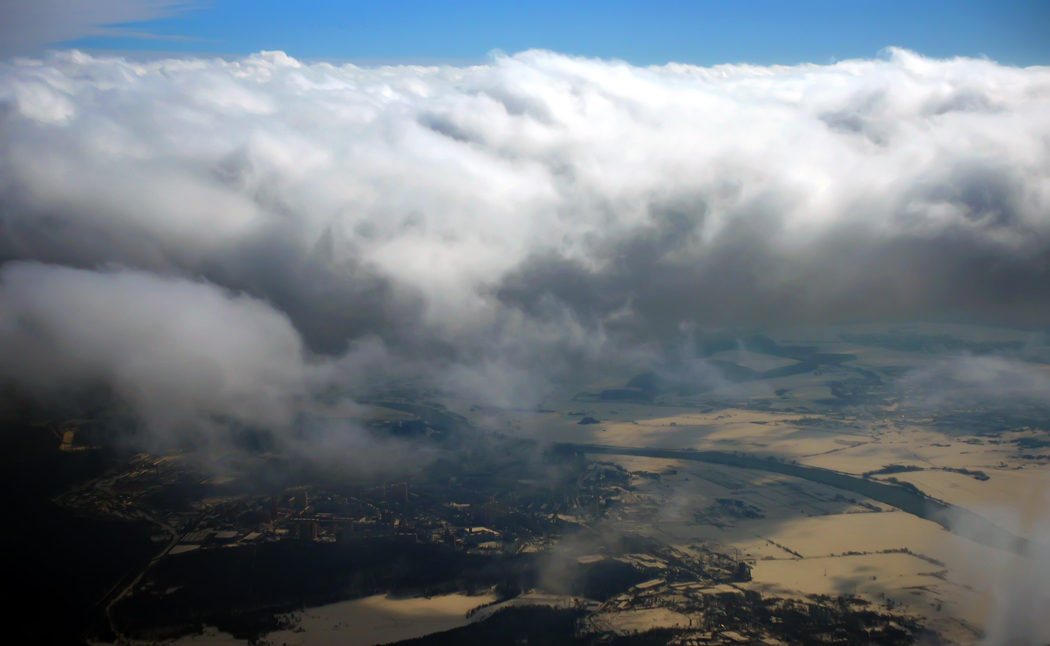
xmin=0 ymin=0 xmax=198 ymax=57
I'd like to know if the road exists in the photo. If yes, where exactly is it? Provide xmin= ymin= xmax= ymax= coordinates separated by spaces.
xmin=98 ymin=511 xmax=205 ymax=640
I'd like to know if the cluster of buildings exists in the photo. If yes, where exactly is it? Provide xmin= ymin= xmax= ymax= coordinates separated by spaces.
xmin=56 ymin=433 xmax=933 ymax=646
xmin=55 ymin=450 xmax=642 ymax=563
xmin=582 ymin=579 xmax=919 ymax=646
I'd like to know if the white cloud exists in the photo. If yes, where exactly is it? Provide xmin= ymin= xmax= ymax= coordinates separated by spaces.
xmin=1 ymin=48 xmax=1049 ymax=440
xmin=0 ymin=262 xmax=309 ymax=434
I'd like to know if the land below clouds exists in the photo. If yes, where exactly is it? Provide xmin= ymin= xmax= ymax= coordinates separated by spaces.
xmin=6 ymin=322 xmax=1050 ymax=646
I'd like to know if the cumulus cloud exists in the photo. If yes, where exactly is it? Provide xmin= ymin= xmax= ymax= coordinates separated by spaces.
xmin=0 ymin=262 xmax=310 ymax=432
xmin=1 ymin=47 xmax=1049 ymax=446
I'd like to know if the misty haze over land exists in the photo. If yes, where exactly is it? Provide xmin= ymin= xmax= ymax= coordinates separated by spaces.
xmin=2 ymin=48 xmax=1049 ymax=449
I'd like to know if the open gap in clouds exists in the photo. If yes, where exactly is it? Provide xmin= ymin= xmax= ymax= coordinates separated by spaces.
xmin=1 ymin=48 xmax=1050 ymax=451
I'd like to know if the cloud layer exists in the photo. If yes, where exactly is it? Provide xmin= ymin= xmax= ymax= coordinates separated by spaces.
xmin=1 ymin=48 xmax=1049 ymax=440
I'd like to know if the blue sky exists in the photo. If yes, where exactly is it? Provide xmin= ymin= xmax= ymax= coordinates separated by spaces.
xmin=19 ymin=1 xmax=1050 ymax=66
